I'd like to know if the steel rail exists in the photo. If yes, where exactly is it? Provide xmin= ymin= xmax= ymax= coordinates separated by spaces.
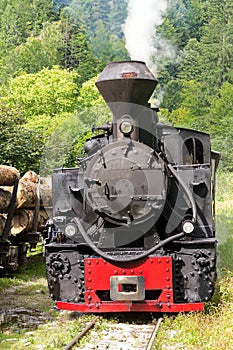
xmin=145 ymin=317 xmax=163 ymax=350
xmin=63 ymin=315 xmax=162 ymax=350
xmin=63 ymin=316 xmax=100 ymax=350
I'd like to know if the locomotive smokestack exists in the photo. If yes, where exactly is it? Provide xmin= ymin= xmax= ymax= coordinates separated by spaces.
xmin=96 ymin=61 xmax=158 ymax=107
xmin=96 ymin=61 xmax=158 ymax=141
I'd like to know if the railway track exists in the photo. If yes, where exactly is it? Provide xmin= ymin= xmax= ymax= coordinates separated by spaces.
xmin=63 ymin=316 xmax=163 ymax=350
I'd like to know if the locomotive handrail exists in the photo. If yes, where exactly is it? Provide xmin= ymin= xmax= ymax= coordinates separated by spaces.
xmin=73 ymin=216 xmax=185 ymax=262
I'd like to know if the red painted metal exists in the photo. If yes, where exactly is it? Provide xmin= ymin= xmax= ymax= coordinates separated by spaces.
xmin=56 ymin=256 xmax=205 ymax=313
xmin=56 ymin=300 xmax=204 ymax=313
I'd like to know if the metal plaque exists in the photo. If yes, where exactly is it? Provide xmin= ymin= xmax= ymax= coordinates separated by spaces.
xmin=110 ymin=276 xmax=145 ymax=301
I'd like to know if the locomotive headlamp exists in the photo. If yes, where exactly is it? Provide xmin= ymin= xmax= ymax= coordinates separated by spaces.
xmin=182 ymin=220 xmax=195 ymax=235
xmin=119 ymin=120 xmax=133 ymax=135
xmin=64 ymin=223 xmax=77 ymax=237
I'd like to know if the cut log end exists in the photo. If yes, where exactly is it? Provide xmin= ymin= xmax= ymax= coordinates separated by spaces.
xmin=10 ymin=209 xmax=49 ymax=236
xmin=0 ymin=165 xmax=20 ymax=186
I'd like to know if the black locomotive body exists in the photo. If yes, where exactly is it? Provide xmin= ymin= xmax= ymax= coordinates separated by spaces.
xmin=45 ymin=61 xmax=219 ymax=313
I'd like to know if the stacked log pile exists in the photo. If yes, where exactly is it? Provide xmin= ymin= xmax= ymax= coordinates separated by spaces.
xmin=0 ymin=165 xmax=52 ymax=238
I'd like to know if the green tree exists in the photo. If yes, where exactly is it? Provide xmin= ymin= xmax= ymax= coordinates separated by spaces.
xmin=0 ymin=103 xmax=44 ymax=173
xmin=77 ymin=75 xmax=111 ymax=127
xmin=0 ymin=66 xmax=81 ymax=172
xmin=208 ymin=82 xmax=233 ymax=170
xmin=0 ymin=0 xmax=55 ymax=50
xmin=159 ymin=0 xmax=208 ymax=49
xmin=177 ymin=38 xmax=203 ymax=81
xmin=90 ymin=20 xmax=128 ymax=70
xmin=1 ymin=66 xmax=79 ymax=119
xmin=160 ymin=1 xmax=233 ymax=132
xmin=1 ymin=21 xmax=64 ymax=79
xmin=59 ymin=11 xmax=98 ymax=84
xmin=108 ymin=0 xmax=127 ymax=37
xmin=77 ymin=76 xmax=104 ymax=108
xmin=68 ymin=0 xmax=128 ymax=63
xmin=198 ymin=0 xmax=233 ymax=94
xmin=165 ymin=80 xmax=211 ymax=130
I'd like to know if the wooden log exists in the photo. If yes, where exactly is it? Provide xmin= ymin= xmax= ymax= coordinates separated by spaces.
xmin=16 ymin=171 xmax=52 ymax=209
xmin=0 ymin=188 xmax=13 ymax=213
xmin=39 ymin=179 xmax=52 ymax=208
xmin=21 ymin=170 xmax=38 ymax=184
xmin=17 ymin=180 xmax=37 ymax=209
xmin=16 ymin=170 xmax=38 ymax=208
xmin=0 ymin=165 xmax=20 ymax=186
xmin=0 ymin=169 xmax=52 ymax=213
xmin=0 ymin=181 xmax=52 ymax=212
xmin=0 ymin=170 xmax=37 ymax=212
xmin=10 ymin=209 xmax=49 ymax=236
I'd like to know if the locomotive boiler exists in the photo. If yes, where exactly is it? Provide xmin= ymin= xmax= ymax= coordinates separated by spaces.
xmin=44 ymin=61 xmax=220 ymax=313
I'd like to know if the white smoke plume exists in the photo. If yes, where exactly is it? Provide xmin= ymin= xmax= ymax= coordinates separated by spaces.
xmin=123 ymin=0 xmax=168 ymax=70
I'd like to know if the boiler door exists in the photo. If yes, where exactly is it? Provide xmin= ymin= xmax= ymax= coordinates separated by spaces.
xmin=84 ymin=140 xmax=167 ymax=225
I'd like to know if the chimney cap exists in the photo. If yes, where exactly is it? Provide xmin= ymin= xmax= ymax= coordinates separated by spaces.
xmin=96 ymin=61 xmax=158 ymax=106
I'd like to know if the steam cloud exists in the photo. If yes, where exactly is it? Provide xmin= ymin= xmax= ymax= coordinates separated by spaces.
xmin=123 ymin=0 xmax=168 ymax=70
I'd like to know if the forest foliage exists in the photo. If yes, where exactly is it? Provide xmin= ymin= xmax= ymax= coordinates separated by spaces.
xmin=0 ymin=0 xmax=232 ymax=172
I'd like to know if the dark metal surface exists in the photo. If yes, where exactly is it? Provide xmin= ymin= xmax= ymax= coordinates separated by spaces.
xmin=45 ymin=60 xmax=218 ymax=312
xmin=96 ymin=61 xmax=158 ymax=106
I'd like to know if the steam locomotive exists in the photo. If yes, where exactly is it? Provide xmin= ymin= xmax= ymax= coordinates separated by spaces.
xmin=44 ymin=61 xmax=220 ymax=313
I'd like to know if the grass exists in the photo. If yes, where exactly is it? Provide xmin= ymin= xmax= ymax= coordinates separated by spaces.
xmin=2 ymin=314 xmax=100 ymax=350
xmin=0 ymin=248 xmax=110 ymax=350
xmin=215 ymin=172 xmax=233 ymax=274
xmin=153 ymin=272 xmax=233 ymax=349
xmin=215 ymin=171 xmax=233 ymax=203
xmin=0 ymin=247 xmax=46 ymax=293
xmin=0 ymin=252 xmax=57 ymax=348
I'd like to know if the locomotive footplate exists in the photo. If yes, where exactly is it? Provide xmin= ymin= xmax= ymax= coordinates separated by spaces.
xmin=56 ymin=257 xmax=204 ymax=313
